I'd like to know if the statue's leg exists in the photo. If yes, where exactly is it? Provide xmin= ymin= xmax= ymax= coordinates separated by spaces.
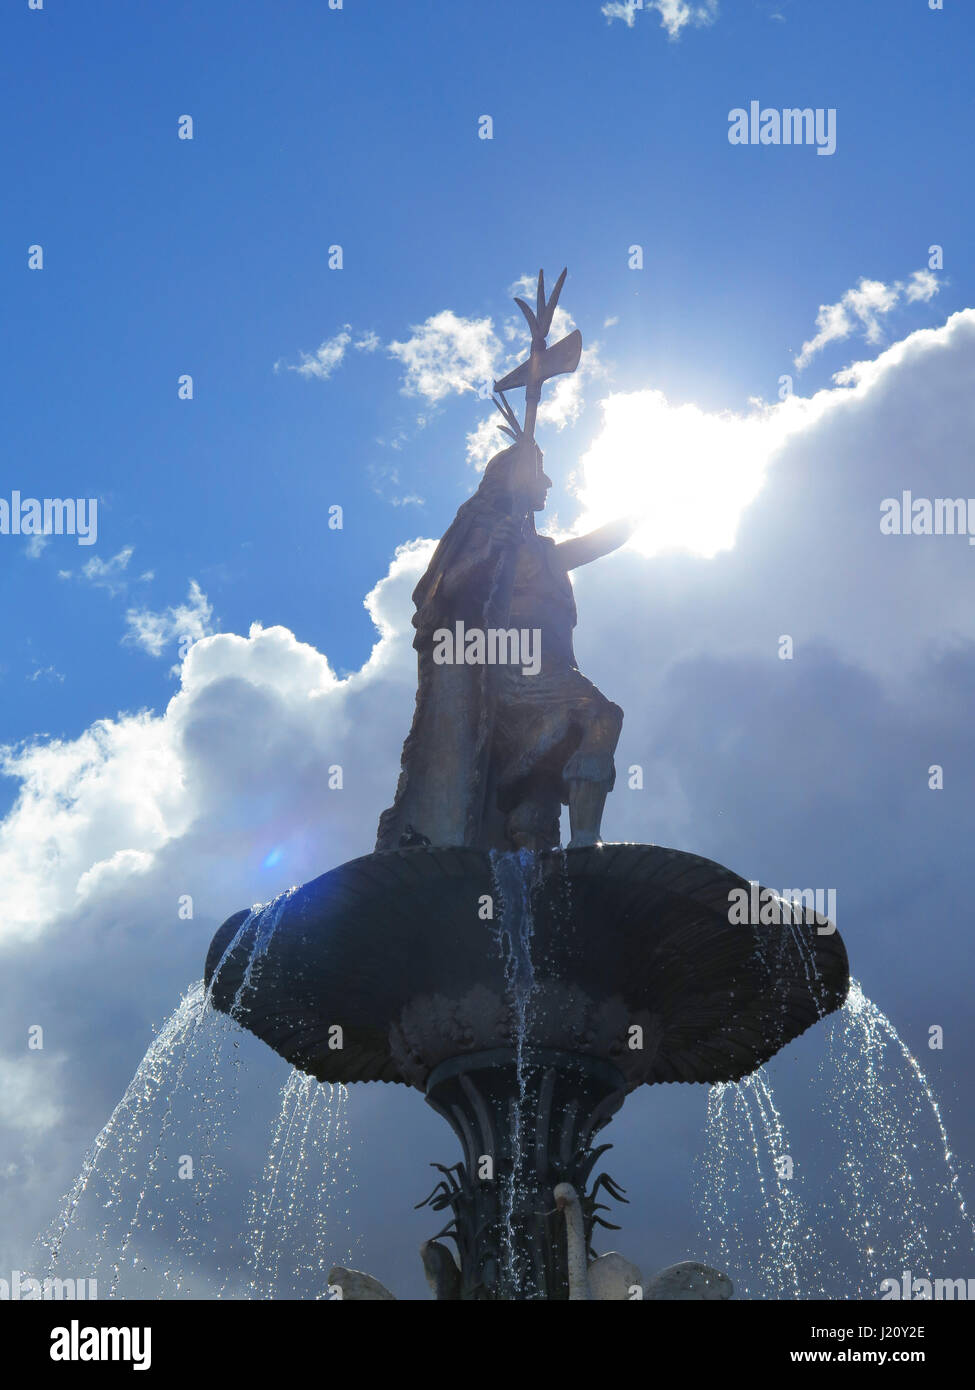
xmin=493 ymin=671 xmax=623 ymax=850
xmin=504 ymin=783 xmax=562 ymax=852
xmin=563 ymin=698 xmax=623 ymax=848
xmin=492 ymin=675 xmax=564 ymax=852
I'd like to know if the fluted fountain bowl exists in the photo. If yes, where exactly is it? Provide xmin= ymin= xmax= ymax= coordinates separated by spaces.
xmin=204 ymin=843 xmax=849 ymax=1092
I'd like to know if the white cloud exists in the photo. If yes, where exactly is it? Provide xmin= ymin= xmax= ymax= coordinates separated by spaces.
xmin=76 ymin=847 xmax=154 ymax=902
xmin=796 ymin=268 xmax=940 ymax=368
xmin=286 ymin=327 xmax=351 ymax=380
xmin=388 ymin=311 xmax=501 ymax=403
xmin=367 ymin=463 xmax=425 ymax=508
xmin=0 ymin=709 xmax=192 ymax=940
xmin=281 ymin=325 xmax=381 ymax=380
xmin=466 ymin=415 xmax=508 ymax=469
xmin=124 ymin=580 xmax=214 ymax=660
xmin=905 ymin=268 xmax=940 ymax=302
xmin=287 ymin=310 xmax=505 ymax=402
xmin=602 ymin=0 xmax=719 ymax=38
xmin=0 ymin=565 xmax=415 ymax=945
xmin=63 ymin=546 xmax=134 ymax=596
xmin=284 ymin=281 xmax=599 ymax=464
xmin=507 ymin=272 xmax=543 ymax=301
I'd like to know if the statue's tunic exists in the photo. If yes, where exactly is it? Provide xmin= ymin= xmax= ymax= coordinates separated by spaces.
xmin=491 ymin=535 xmax=620 ymax=841
xmin=376 ymin=507 xmax=621 ymax=853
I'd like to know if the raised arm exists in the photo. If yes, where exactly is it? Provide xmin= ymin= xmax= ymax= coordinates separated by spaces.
xmin=555 ymin=516 xmax=639 ymax=571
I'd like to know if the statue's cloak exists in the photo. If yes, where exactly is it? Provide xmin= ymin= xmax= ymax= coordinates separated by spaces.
xmin=376 ymin=449 xmax=531 ymax=851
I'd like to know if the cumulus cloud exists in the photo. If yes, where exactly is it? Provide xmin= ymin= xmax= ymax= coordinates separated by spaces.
xmin=124 ymin=580 xmax=214 ymax=660
xmin=388 ymin=310 xmax=502 ymax=403
xmin=602 ymin=0 xmax=719 ymax=38
xmin=0 ymin=554 xmax=424 ymax=946
xmin=0 ymin=709 xmax=193 ymax=941
xmin=795 ymin=268 xmax=940 ymax=369
xmin=576 ymin=309 xmax=975 ymax=687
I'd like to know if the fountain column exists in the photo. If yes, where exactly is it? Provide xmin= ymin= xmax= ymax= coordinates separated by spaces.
xmin=422 ymin=1048 xmax=627 ymax=1299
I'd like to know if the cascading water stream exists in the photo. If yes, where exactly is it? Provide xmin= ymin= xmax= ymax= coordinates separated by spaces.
xmin=38 ymin=889 xmax=353 ymax=1299
xmin=697 ymin=978 xmax=975 ymax=1298
xmin=44 ymin=979 xmax=210 ymax=1279
xmin=228 ymin=888 xmax=297 ymax=1020
xmin=105 ymin=890 xmax=295 ymax=1294
xmin=698 ymin=1070 xmax=805 ymax=1298
xmin=813 ymin=979 xmax=975 ymax=1291
xmin=46 ymin=894 xmax=269 ymax=1278
xmin=244 ymin=1071 xmax=353 ymax=1298
xmin=489 ymin=848 xmax=542 ymax=1292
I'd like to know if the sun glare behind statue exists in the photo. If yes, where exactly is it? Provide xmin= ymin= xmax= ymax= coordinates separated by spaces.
xmin=571 ymin=389 xmax=805 ymax=559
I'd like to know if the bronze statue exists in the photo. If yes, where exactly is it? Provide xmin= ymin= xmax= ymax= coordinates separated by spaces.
xmin=376 ymin=270 xmax=636 ymax=854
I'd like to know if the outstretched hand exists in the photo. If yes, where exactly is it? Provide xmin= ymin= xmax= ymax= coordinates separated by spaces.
xmin=556 ymin=513 xmax=642 ymax=570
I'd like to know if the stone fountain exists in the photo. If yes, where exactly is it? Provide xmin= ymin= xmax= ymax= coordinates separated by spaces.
xmin=205 ymin=270 xmax=849 ymax=1300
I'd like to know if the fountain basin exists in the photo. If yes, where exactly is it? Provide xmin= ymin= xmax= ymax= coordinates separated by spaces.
xmin=204 ymin=843 xmax=849 ymax=1091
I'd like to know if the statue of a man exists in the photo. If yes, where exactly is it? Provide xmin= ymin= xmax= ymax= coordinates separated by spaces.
xmin=376 ymin=438 xmax=634 ymax=854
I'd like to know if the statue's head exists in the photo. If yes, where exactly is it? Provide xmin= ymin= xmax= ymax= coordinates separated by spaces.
xmin=481 ymin=441 xmax=552 ymax=515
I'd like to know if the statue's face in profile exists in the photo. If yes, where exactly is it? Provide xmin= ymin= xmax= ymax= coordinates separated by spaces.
xmin=531 ymin=462 xmax=553 ymax=513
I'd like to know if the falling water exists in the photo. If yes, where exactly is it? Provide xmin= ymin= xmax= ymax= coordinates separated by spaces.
xmin=38 ymin=890 xmax=353 ymax=1299
xmin=697 ymin=978 xmax=975 ymax=1298
xmin=810 ymin=979 xmax=975 ymax=1295
xmin=40 ymin=977 xmax=247 ymax=1297
xmin=103 ymin=891 xmax=295 ymax=1294
xmin=44 ymin=979 xmax=210 ymax=1279
xmin=698 ymin=1069 xmax=805 ymax=1298
xmin=244 ymin=1071 xmax=354 ymax=1298
xmin=229 ymin=888 xmax=298 ymax=1021
xmin=489 ymin=848 xmax=542 ymax=1291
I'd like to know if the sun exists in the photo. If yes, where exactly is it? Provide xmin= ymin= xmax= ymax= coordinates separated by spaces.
xmin=570 ymin=388 xmax=808 ymax=559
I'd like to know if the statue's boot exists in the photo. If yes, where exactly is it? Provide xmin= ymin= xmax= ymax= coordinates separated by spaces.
xmin=562 ymin=701 xmax=621 ymax=848
xmin=420 ymin=1239 xmax=461 ymax=1300
xmin=328 ymin=1266 xmax=397 ymax=1300
xmin=566 ymin=777 xmax=610 ymax=848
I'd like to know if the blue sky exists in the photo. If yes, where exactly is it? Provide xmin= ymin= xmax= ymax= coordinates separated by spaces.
xmin=3 ymin=0 xmax=970 ymax=754
xmin=2 ymin=0 xmax=975 ymax=1301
